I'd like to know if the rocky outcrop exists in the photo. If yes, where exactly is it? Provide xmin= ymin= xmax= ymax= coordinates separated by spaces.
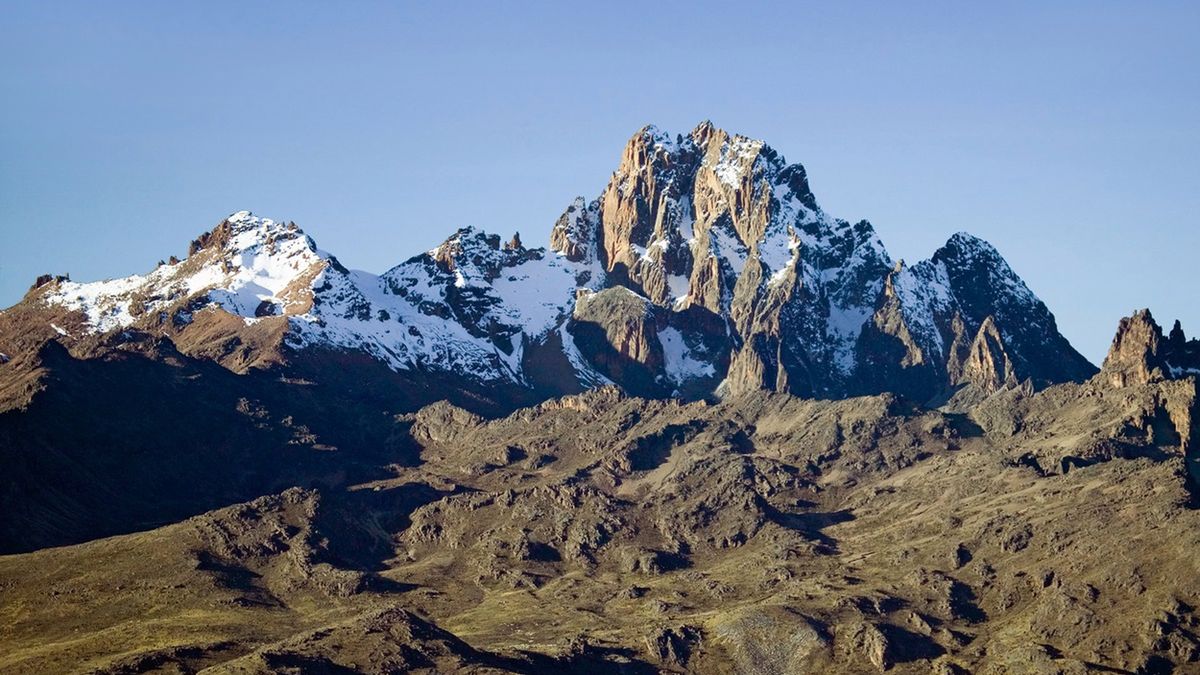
xmin=955 ymin=316 xmax=1017 ymax=393
xmin=1102 ymin=310 xmax=1165 ymax=387
xmin=549 ymin=197 xmax=602 ymax=266
xmin=223 ymin=607 xmax=520 ymax=674
xmin=569 ymin=287 xmax=665 ymax=395
xmin=1095 ymin=311 xmax=1200 ymax=452
xmin=1101 ymin=310 xmax=1200 ymax=388
xmin=29 ymin=273 xmax=69 ymax=291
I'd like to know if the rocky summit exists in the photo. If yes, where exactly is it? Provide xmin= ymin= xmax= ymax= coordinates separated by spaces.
xmin=4 ymin=123 xmax=1093 ymax=410
xmin=1 ymin=124 xmax=1198 ymax=674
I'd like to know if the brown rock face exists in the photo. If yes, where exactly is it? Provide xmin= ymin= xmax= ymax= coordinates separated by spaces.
xmin=957 ymin=316 xmax=1017 ymax=394
xmin=569 ymin=288 xmax=665 ymax=395
xmin=588 ymin=122 xmax=816 ymax=318
xmin=547 ymin=124 xmax=1096 ymax=402
xmin=187 ymin=216 xmax=237 ymax=256
xmin=723 ymin=334 xmax=782 ymax=396
xmin=876 ymin=264 xmax=930 ymax=369
xmin=1092 ymin=311 xmax=1200 ymax=453
xmin=1102 ymin=310 xmax=1167 ymax=387
xmin=549 ymin=197 xmax=600 ymax=264
xmin=29 ymin=274 xmax=69 ymax=292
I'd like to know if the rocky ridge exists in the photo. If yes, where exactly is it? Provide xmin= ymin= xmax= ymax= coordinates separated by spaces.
xmin=2 ymin=123 xmax=1097 ymax=411
xmin=1101 ymin=309 xmax=1200 ymax=388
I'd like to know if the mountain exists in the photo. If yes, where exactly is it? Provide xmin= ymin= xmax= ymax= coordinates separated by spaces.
xmin=548 ymin=123 xmax=1095 ymax=401
xmin=6 ymin=123 xmax=1200 ymax=673
xmin=1 ymin=123 xmax=1095 ymax=410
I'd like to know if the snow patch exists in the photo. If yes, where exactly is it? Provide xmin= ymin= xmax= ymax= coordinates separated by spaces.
xmin=708 ymin=224 xmax=748 ymax=275
xmin=1168 ymin=364 xmax=1200 ymax=378
xmin=826 ymin=304 xmax=873 ymax=372
xmin=713 ymin=136 xmax=762 ymax=187
xmin=659 ymin=327 xmax=715 ymax=382
xmin=893 ymin=260 xmax=956 ymax=358
xmin=667 ymin=274 xmax=690 ymax=305
xmin=488 ymin=255 xmax=578 ymax=338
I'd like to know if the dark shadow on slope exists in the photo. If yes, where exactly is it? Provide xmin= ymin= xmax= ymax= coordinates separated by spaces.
xmin=521 ymin=644 xmax=660 ymax=675
xmin=313 ymin=482 xmax=453 ymax=573
xmin=259 ymin=654 xmax=367 ymax=675
xmin=766 ymin=506 xmax=855 ymax=550
xmin=1137 ymin=654 xmax=1175 ymax=674
xmin=0 ymin=341 xmax=453 ymax=553
xmin=1079 ymin=659 xmax=1136 ymax=674
xmin=1186 ymin=454 xmax=1200 ymax=511
xmin=877 ymin=623 xmax=946 ymax=664
xmin=942 ymin=411 xmax=984 ymax=438
xmin=192 ymin=550 xmax=286 ymax=608
xmin=947 ymin=578 xmax=987 ymax=623
xmin=1012 ymin=452 xmax=1050 ymax=477
xmin=568 ymin=319 xmax=668 ymax=399
xmin=88 ymin=641 xmax=241 ymax=675
xmin=625 ymin=422 xmax=705 ymax=472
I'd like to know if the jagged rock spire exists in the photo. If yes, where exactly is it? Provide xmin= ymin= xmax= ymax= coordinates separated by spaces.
xmin=1101 ymin=309 xmax=1165 ymax=387
xmin=1101 ymin=310 xmax=1200 ymax=387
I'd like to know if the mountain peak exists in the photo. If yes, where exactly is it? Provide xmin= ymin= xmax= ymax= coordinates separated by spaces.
xmin=626 ymin=124 xmax=680 ymax=154
xmin=1101 ymin=309 xmax=1165 ymax=387
xmin=689 ymin=119 xmax=719 ymax=145
xmin=38 ymin=210 xmax=328 ymax=336
xmin=933 ymin=232 xmax=1029 ymax=300
xmin=1100 ymin=309 xmax=1200 ymax=386
xmin=549 ymin=197 xmax=599 ymax=263
xmin=186 ymin=211 xmax=309 ymax=258
xmin=428 ymin=226 xmax=533 ymax=280
xmin=941 ymin=231 xmax=1000 ymax=256
xmin=6 ymin=125 xmax=1098 ymax=404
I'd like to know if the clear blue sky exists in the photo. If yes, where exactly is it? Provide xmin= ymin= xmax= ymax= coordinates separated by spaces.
xmin=2 ymin=1 xmax=1197 ymax=364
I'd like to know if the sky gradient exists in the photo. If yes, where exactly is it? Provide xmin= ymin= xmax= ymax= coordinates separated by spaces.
xmin=2 ymin=1 xmax=1197 ymax=364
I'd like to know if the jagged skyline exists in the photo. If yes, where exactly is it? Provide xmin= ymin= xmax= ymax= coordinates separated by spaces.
xmin=4 ymin=6 xmax=1200 ymax=670
xmin=2 ymin=3 xmax=1198 ymax=366
xmin=19 ymin=123 xmax=1099 ymax=409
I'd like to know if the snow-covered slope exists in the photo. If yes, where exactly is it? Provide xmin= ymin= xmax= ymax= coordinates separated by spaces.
xmin=49 ymin=212 xmax=325 ymax=330
xmin=42 ymin=213 xmax=587 ymax=385
xmin=25 ymin=124 xmax=1097 ymax=402
xmin=544 ymin=122 xmax=1091 ymax=399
